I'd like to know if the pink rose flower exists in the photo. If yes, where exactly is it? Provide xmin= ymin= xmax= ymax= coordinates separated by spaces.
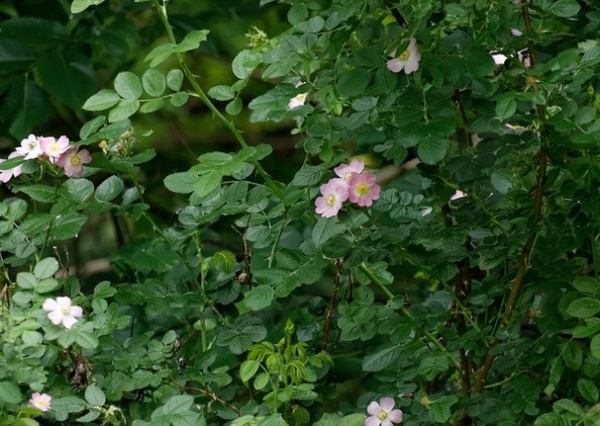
xmin=347 ymin=170 xmax=380 ymax=207
xmin=315 ymin=179 xmax=349 ymax=218
xmin=366 ymin=397 xmax=403 ymax=426
xmin=387 ymin=38 xmax=421 ymax=74
xmin=42 ymin=297 xmax=83 ymax=329
xmin=56 ymin=147 xmax=92 ymax=178
xmin=39 ymin=135 xmax=70 ymax=160
xmin=29 ymin=392 xmax=52 ymax=412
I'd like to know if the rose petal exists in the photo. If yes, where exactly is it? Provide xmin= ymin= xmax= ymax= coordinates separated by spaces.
xmin=365 ymin=416 xmax=382 ymax=426
xmin=47 ymin=310 xmax=64 ymax=325
xmin=380 ymin=397 xmax=396 ymax=412
xmin=367 ymin=401 xmax=382 ymax=416
xmin=388 ymin=409 xmax=403 ymax=422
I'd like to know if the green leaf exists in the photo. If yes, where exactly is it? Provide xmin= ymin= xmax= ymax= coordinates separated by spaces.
xmin=362 ymin=345 xmax=402 ymax=371
xmin=140 ymin=99 xmax=166 ymax=113
xmin=170 ymin=92 xmax=189 ymax=107
xmin=36 ymin=49 xmax=95 ymax=109
xmin=291 ymin=166 xmax=324 ymax=186
xmin=18 ymin=185 xmax=57 ymax=203
xmin=549 ymin=0 xmax=580 ymax=17
xmin=566 ymin=297 xmax=600 ymax=318
xmin=34 ymin=278 xmax=58 ymax=293
xmin=312 ymin=218 xmax=345 ymax=246
xmin=226 ymin=98 xmax=243 ymax=116
xmin=491 ymin=171 xmax=513 ymax=194
xmin=62 ymin=178 xmax=94 ymax=204
xmin=0 ymin=381 xmax=22 ymax=404
xmin=232 ymin=50 xmax=261 ymax=80
xmin=429 ymin=396 xmax=458 ymax=423
xmin=82 ymin=89 xmax=119 ymax=111
xmin=16 ymin=272 xmax=36 ymax=289
xmin=107 ymin=99 xmax=140 ymax=123
xmin=578 ymin=378 xmax=598 ymax=403
xmin=34 ymin=257 xmax=59 ymax=279
xmin=164 ymin=172 xmax=198 ymax=194
xmin=162 ymin=395 xmax=194 ymax=414
xmin=192 ymin=171 xmax=222 ymax=198
xmin=76 ymin=331 xmax=99 ymax=349
xmin=84 ymin=384 xmax=106 ymax=406
xmin=336 ymin=68 xmax=370 ymax=98
xmin=176 ymin=30 xmax=210 ymax=53
xmin=240 ymin=360 xmax=261 ymax=383
xmin=572 ymin=276 xmax=600 ymax=296
xmin=208 ymin=85 xmax=235 ymax=101
xmin=496 ymin=95 xmax=517 ymax=120
xmin=553 ymin=399 xmax=583 ymax=415
xmin=71 ymin=0 xmax=105 ymax=14
xmin=5 ymin=77 xmax=51 ymax=139
xmin=79 ymin=116 xmax=106 ymax=139
xmin=95 ymin=175 xmax=124 ymax=203
xmin=114 ymin=71 xmax=143 ymax=100
xmin=288 ymin=4 xmax=308 ymax=25
xmin=590 ymin=334 xmax=600 ymax=360
xmin=142 ymin=68 xmax=166 ymax=97
xmin=21 ymin=330 xmax=43 ymax=347
xmin=244 ymin=285 xmax=275 ymax=310
xmin=145 ymin=43 xmax=177 ymax=68
xmin=167 ymin=69 xmax=184 ymax=91
xmin=52 ymin=212 xmax=87 ymax=240
xmin=418 ymin=136 xmax=447 ymax=165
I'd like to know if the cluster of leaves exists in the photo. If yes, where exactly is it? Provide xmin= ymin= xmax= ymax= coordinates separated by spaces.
xmin=1 ymin=0 xmax=600 ymax=425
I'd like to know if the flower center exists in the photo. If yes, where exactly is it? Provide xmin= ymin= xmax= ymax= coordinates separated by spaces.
xmin=399 ymin=49 xmax=410 ymax=60
xmin=356 ymin=183 xmax=369 ymax=196
xmin=61 ymin=306 xmax=70 ymax=314
xmin=70 ymin=155 xmax=81 ymax=166
xmin=378 ymin=411 xmax=388 ymax=420
xmin=326 ymin=194 xmax=336 ymax=206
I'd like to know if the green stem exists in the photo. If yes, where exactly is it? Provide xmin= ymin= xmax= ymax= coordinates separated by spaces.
xmin=359 ymin=262 xmax=461 ymax=370
xmin=152 ymin=0 xmax=284 ymax=201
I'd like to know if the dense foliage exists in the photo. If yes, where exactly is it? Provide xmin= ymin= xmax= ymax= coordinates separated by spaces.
xmin=1 ymin=0 xmax=600 ymax=425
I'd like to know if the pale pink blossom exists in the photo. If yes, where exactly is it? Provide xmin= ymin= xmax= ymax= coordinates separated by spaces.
xmin=450 ymin=190 xmax=467 ymax=200
xmin=29 ymin=392 xmax=52 ymax=412
xmin=315 ymin=179 xmax=349 ymax=218
xmin=348 ymin=171 xmax=380 ymax=207
xmin=366 ymin=397 xmax=403 ymax=426
xmin=42 ymin=297 xmax=83 ymax=329
xmin=0 ymin=152 xmax=23 ymax=183
xmin=334 ymin=159 xmax=365 ymax=182
xmin=15 ymin=134 xmax=43 ymax=160
xmin=511 ymin=28 xmax=523 ymax=37
xmin=386 ymin=38 xmax=421 ymax=74
xmin=492 ymin=53 xmax=508 ymax=65
xmin=56 ymin=147 xmax=92 ymax=178
xmin=39 ymin=136 xmax=70 ymax=160
xmin=288 ymin=93 xmax=308 ymax=110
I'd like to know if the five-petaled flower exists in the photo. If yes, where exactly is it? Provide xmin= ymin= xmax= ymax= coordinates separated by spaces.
xmin=315 ymin=180 xmax=349 ymax=218
xmin=42 ymin=297 xmax=83 ymax=329
xmin=365 ymin=397 xmax=403 ymax=426
xmin=348 ymin=170 xmax=380 ymax=207
xmin=56 ymin=147 xmax=92 ymax=178
xmin=39 ymin=135 xmax=70 ymax=161
xmin=15 ymin=134 xmax=43 ymax=160
xmin=29 ymin=392 xmax=52 ymax=412
xmin=334 ymin=159 xmax=365 ymax=184
xmin=387 ymin=38 xmax=421 ymax=75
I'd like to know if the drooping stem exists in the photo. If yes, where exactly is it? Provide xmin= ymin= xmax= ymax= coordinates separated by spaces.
xmin=359 ymin=262 xmax=461 ymax=370
xmin=152 ymin=0 xmax=284 ymax=201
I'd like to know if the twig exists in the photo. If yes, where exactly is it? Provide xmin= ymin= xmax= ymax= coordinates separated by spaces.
xmin=167 ymin=371 xmax=241 ymax=415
